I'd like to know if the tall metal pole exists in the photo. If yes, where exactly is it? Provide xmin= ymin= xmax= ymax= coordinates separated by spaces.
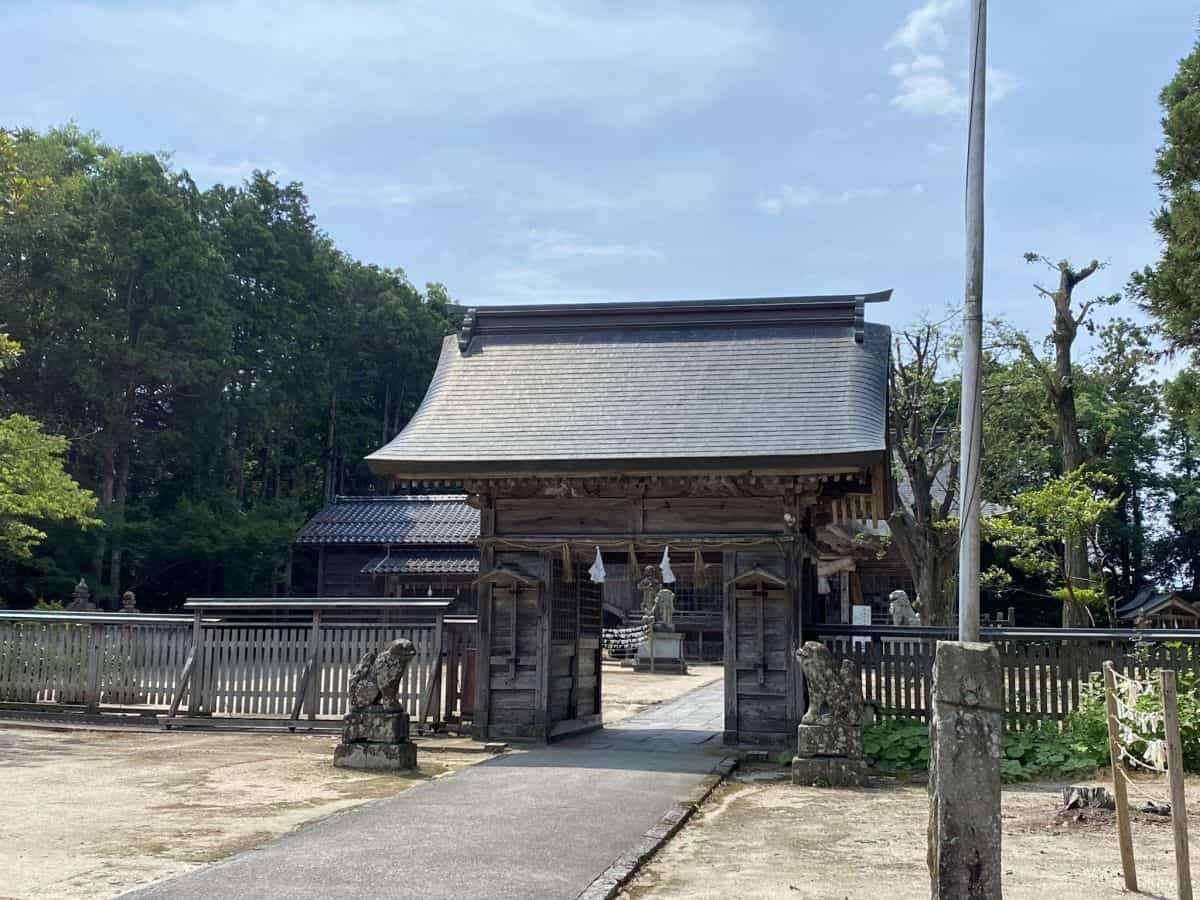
xmin=958 ymin=0 xmax=986 ymax=643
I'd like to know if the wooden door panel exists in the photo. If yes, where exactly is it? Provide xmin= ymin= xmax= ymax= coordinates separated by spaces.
xmin=732 ymin=580 xmax=794 ymax=745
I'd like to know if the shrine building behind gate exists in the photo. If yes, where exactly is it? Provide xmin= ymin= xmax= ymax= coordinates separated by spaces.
xmin=367 ymin=293 xmax=892 ymax=746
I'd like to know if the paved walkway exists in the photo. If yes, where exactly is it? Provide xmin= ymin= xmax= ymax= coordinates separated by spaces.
xmin=130 ymin=680 xmax=727 ymax=900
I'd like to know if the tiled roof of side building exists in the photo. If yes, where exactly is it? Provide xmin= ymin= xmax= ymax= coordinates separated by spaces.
xmin=294 ymin=494 xmax=480 ymax=546
xmin=366 ymin=293 xmax=892 ymax=479
xmin=360 ymin=549 xmax=480 ymax=576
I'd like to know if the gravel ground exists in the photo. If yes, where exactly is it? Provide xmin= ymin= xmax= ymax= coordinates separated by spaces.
xmin=620 ymin=768 xmax=1198 ymax=900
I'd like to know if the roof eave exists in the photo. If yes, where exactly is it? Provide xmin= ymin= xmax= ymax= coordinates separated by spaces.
xmin=366 ymin=449 xmax=886 ymax=481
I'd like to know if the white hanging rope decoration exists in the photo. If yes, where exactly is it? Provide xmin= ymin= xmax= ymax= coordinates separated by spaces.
xmin=1104 ymin=666 xmax=1178 ymax=807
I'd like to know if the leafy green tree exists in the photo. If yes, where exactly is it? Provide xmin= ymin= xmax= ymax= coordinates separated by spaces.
xmin=0 ymin=127 xmax=455 ymax=608
xmin=1004 ymin=254 xmax=1118 ymax=625
xmin=1131 ymin=35 xmax=1200 ymax=350
xmin=985 ymin=469 xmax=1119 ymax=625
xmin=0 ymin=335 xmax=99 ymax=560
xmin=0 ymin=413 xmax=100 ymax=558
xmin=1078 ymin=321 xmax=1161 ymax=601
xmin=1159 ymin=368 xmax=1200 ymax=593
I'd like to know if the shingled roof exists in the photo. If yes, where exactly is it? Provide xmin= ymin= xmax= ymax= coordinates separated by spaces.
xmin=294 ymin=495 xmax=479 ymax=546
xmin=367 ymin=293 xmax=892 ymax=479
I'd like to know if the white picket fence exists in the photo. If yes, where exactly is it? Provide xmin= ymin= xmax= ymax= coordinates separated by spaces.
xmin=0 ymin=603 xmax=472 ymax=725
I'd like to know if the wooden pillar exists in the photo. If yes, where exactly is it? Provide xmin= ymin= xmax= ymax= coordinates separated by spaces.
xmin=305 ymin=608 xmax=323 ymax=720
xmin=785 ymin=540 xmax=802 ymax=732
xmin=188 ymin=609 xmax=204 ymax=715
xmin=316 ymin=547 xmax=326 ymax=598
xmin=723 ymin=549 xmax=738 ymax=745
xmin=473 ymin=493 xmax=495 ymax=741
xmin=535 ymin=550 xmax=552 ymax=735
xmin=84 ymin=624 xmax=103 ymax=714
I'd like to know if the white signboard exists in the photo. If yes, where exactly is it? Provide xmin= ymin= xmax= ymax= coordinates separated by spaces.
xmin=852 ymin=604 xmax=872 ymax=648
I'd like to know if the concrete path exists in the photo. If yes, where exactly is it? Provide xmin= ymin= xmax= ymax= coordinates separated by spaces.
xmin=129 ymin=680 xmax=727 ymax=900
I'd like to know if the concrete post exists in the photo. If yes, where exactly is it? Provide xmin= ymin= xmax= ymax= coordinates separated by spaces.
xmin=928 ymin=641 xmax=1002 ymax=899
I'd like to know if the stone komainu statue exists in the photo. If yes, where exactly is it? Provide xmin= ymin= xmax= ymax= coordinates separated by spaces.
xmin=798 ymin=640 xmax=863 ymax=728
xmin=347 ymin=638 xmax=417 ymax=712
xmin=889 ymin=589 xmax=921 ymax=626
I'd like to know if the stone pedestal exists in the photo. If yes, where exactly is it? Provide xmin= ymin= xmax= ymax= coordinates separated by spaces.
xmin=791 ymin=755 xmax=867 ymax=787
xmin=633 ymin=629 xmax=688 ymax=674
xmin=791 ymin=640 xmax=866 ymax=787
xmin=796 ymin=722 xmax=862 ymax=759
xmin=334 ymin=707 xmax=417 ymax=772
xmin=928 ymin=641 xmax=1002 ymax=899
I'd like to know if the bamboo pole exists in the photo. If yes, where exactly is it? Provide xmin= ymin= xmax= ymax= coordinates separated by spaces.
xmin=1162 ymin=668 xmax=1193 ymax=900
xmin=1104 ymin=662 xmax=1137 ymax=891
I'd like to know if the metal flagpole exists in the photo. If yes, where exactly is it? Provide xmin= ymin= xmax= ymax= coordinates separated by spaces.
xmin=958 ymin=0 xmax=986 ymax=643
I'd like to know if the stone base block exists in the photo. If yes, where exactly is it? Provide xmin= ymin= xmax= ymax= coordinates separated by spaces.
xmin=333 ymin=741 xmax=417 ymax=772
xmin=342 ymin=708 xmax=410 ymax=744
xmin=632 ymin=658 xmax=688 ymax=674
xmin=634 ymin=630 xmax=687 ymax=674
xmin=791 ymin=756 xmax=867 ymax=787
xmin=797 ymin=723 xmax=863 ymax=759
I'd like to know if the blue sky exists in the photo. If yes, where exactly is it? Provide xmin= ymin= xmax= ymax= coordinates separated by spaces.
xmin=2 ymin=0 xmax=1196 ymax=341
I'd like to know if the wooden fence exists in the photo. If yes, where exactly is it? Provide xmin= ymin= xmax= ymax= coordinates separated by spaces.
xmin=813 ymin=624 xmax=1200 ymax=728
xmin=0 ymin=601 xmax=476 ymax=728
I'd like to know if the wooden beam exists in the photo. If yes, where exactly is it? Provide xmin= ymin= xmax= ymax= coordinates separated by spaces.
xmin=1104 ymin=662 xmax=1137 ymax=892
xmin=1162 ymin=669 xmax=1193 ymax=900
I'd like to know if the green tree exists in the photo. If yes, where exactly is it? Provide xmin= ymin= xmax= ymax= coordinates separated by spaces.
xmin=1079 ymin=321 xmax=1161 ymax=601
xmin=0 ymin=413 xmax=100 ymax=558
xmin=0 ymin=334 xmax=99 ymax=560
xmin=1131 ymin=35 xmax=1200 ymax=350
xmin=887 ymin=320 xmax=960 ymax=625
xmin=985 ymin=469 xmax=1120 ymax=625
xmin=1005 ymin=254 xmax=1118 ymax=625
xmin=1159 ymin=368 xmax=1200 ymax=593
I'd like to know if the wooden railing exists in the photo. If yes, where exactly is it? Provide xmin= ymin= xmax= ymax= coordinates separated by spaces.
xmin=0 ymin=602 xmax=477 ymax=728
xmin=811 ymin=624 xmax=1200 ymax=728
xmin=0 ymin=612 xmax=192 ymax=711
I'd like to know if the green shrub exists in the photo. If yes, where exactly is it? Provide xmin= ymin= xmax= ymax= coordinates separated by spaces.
xmin=864 ymin=717 xmax=929 ymax=770
xmin=864 ymin=717 xmax=1101 ymax=781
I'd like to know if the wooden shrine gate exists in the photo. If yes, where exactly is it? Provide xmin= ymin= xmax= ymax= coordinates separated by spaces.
xmin=726 ymin=568 xmax=799 ymax=746
xmin=473 ymin=546 xmax=806 ymax=748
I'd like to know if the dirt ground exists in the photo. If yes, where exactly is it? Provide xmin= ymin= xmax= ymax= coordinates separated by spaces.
xmin=0 ymin=726 xmax=482 ymax=899
xmin=602 ymin=662 xmax=723 ymax=723
xmin=621 ymin=768 xmax=1200 ymax=900
xmin=0 ymin=663 xmax=720 ymax=899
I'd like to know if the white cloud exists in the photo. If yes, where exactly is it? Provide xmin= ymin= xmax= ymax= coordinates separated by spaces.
xmin=12 ymin=1 xmax=773 ymax=133
xmin=525 ymin=227 xmax=664 ymax=263
xmin=481 ymin=266 xmax=615 ymax=305
xmin=891 ymin=71 xmax=964 ymax=116
xmin=987 ymin=67 xmax=1020 ymax=104
xmin=885 ymin=0 xmax=963 ymax=53
xmin=756 ymin=184 xmax=895 ymax=215
xmin=885 ymin=1 xmax=1018 ymax=117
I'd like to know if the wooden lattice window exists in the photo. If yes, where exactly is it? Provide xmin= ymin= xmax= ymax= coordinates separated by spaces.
xmin=549 ymin=558 xmax=579 ymax=642
xmin=579 ymin=573 xmax=601 ymax=638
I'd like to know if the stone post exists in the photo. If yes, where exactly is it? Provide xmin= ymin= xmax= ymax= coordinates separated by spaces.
xmin=928 ymin=641 xmax=1002 ymax=899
